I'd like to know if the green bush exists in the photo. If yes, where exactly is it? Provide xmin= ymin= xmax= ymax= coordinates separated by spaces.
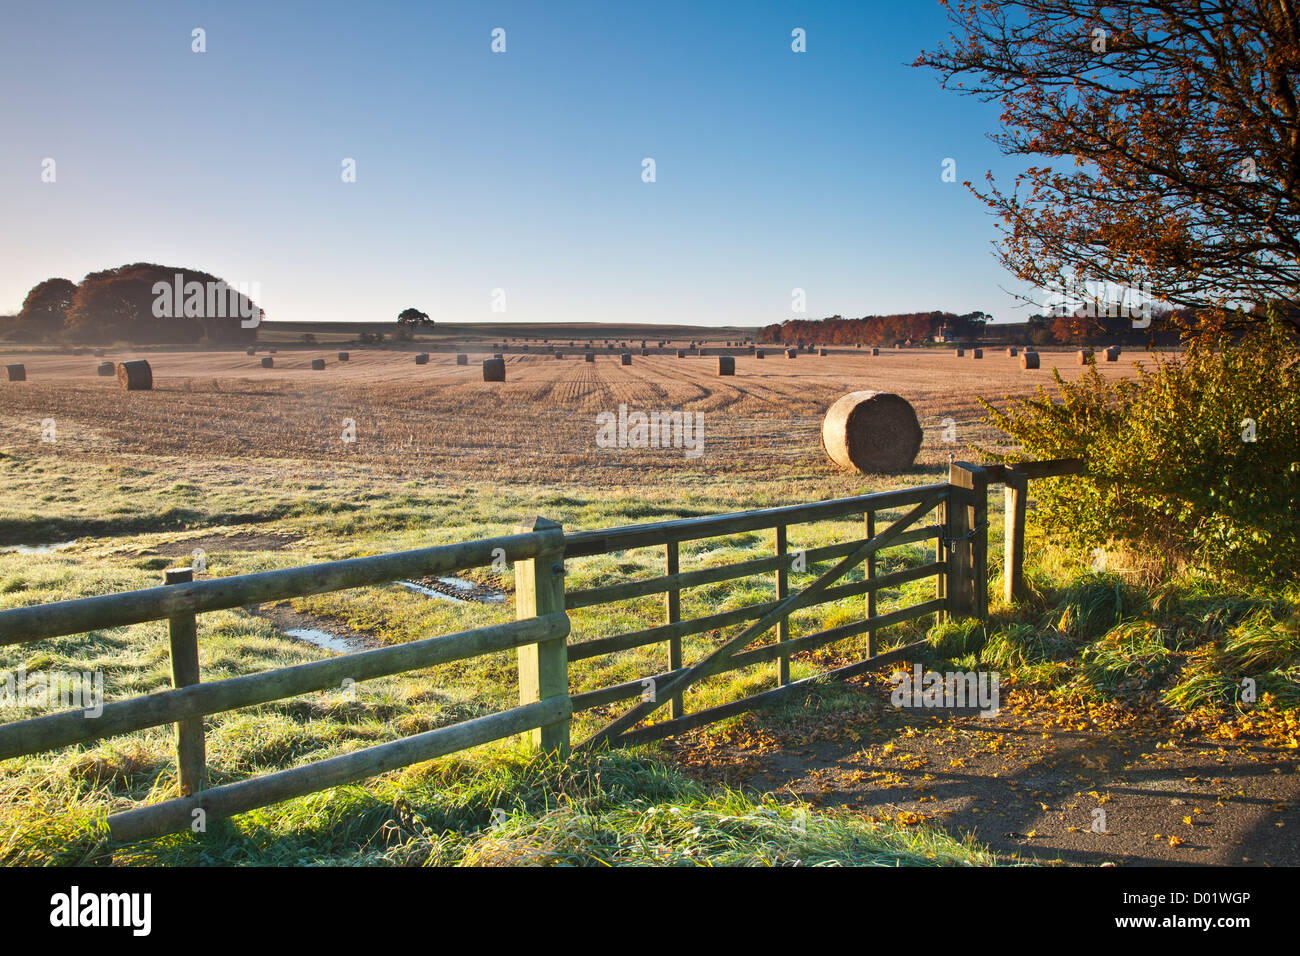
xmin=982 ymin=320 xmax=1300 ymax=583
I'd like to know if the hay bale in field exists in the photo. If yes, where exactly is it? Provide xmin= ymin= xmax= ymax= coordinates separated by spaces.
xmin=954 ymin=348 xmax=965 ymax=357
xmin=1105 ymin=346 xmax=1121 ymax=362
xmin=585 ymin=352 xmax=596 ymax=362
xmin=717 ymin=356 xmax=735 ymax=376
xmin=483 ymin=357 xmax=505 ymax=381
xmin=117 ymin=360 xmax=152 ymax=390
xmin=415 ymin=353 xmax=430 ymax=365
xmin=261 ymin=357 xmax=274 ymax=368
xmin=821 ymin=390 xmax=923 ymax=474
xmin=311 ymin=358 xmax=326 ymax=370
xmin=456 ymin=353 xmax=468 ymax=365
xmin=972 ymin=348 xmax=983 ymax=359
xmin=1020 ymin=351 xmax=1040 ymax=369
xmin=96 ymin=361 xmax=115 ymax=376
xmin=1077 ymin=349 xmax=1095 ymax=365
xmin=1007 ymin=347 xmax=1018 ymax=357
xmin=620 ymin=353 xmax=632 ymax=365
xmin=4 ymin=364 xmax=26 ymax=382
xmin=338 ymin=351 xmax=350 ymax=361
xmin=785 ymin=348 xmax=797 ymax=358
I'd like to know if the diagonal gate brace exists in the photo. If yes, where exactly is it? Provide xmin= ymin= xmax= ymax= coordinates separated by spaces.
xmin=578 ymin=492 xmax=943 ymax=750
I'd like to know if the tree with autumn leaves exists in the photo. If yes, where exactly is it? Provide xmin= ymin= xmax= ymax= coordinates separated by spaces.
xmin=915 ymin=0 xmax=1300 ymax=332
xmin=919 ymin=1 xmax=1300 ymax=585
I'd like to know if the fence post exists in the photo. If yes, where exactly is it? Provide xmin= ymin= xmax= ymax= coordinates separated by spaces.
xmin=947 ymin=462 xmax=989 ymax=619
xmin=775 ymin=525 xmax=790 ymax=685
xmin=164 ymin=567 xmax=205 ymax=796
xmin=864 ymin=511 xmax=877 ymax=656
xmin=1003 ymin=467 xmax=1029 ymax=604
xmin=513 ymin=517 xmax=570 ymax=757
xmin=665 ymin=541 xmax=684 ymax=718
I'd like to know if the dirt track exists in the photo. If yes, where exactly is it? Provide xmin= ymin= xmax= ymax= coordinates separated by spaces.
xmin=668 ymin=677 xmax=1300 ymax=866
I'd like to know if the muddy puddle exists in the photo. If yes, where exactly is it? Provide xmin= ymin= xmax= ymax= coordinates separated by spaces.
xmin=398 ymin=575 xmax=508 ymax=605
xmin=0 ymin=540 xmax=78 ymax=554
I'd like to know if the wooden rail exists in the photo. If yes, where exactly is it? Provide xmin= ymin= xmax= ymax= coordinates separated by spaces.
xmin=0 ymin=458 xmax=1079 ymax=845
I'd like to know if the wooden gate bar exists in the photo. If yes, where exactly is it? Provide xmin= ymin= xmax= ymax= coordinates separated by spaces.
xmin=665 ymin=540 xmax=683 ymax=718
xmin=775 ymin=525 xmax=790 ymax=686
xmin=164 ymin=567 xmax=206 ymax=797
xmin=578 ymin=492 xmax=943 ymax=750
xmin=865 ymin=511 xmax=877 ymax=656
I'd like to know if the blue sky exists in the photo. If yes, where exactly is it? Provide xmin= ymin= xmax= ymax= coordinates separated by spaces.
xmin=0 ymin=0 xmax=1037 ymax=326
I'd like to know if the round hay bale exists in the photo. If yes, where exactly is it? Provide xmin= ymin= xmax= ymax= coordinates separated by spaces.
xmin=785 ymin=348 xmax=797 ymax=359
xmin=717 ymin=356 xmax=735 ymax=376
xmin=1104 ymin=346 xmax=1121 ymax=361
xmin=821 ymin=391 xmax=923 ymax=474
xmin=311 ymin=358 xmax=326 ymax=370
xmin=4 ymin=364 xmax=26 ymax=382
xmin=261 ymin=357 xmax=274 ymax=368
xmin=954 ymin=348 xmax=965 ymax=357
xmin=585 ymin=352 xmax=596 ymax=362
xmin=415 ymin=353 xmax=429 ymax=365
xmin=117 ymin=360 xmax=152 ymax=390
xmin=1077 ymin=349 xmax=1095 ymax=365
xmin=483 ymin=357 xmax=506 ymax=381
xmin=1020 ymin=351 xmax=1040 ymax=370
xmin=337 ymin=351 xmax=350 ymax=361
xmin=620 ymin=353 xmax=632 ymax=365
xmin=1006 ymin=347 xmax=1018 ymax=357
xmin=96 ymin=361 xmax=115 ymax=376
xmin=972 ymin=348 xmax=983 ymax=359
xmin=456 ymin=353 xmax=468 ymax=365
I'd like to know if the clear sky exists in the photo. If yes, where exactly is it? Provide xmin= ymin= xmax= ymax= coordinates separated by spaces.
xmin=0 ymin=0 xmax=1038 ymax=326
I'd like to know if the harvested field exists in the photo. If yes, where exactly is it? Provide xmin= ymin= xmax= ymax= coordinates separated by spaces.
xmin=0 ymin=345 xmax=1151 ymax=486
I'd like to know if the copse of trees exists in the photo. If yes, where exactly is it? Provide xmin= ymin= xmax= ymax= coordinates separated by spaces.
xmin=6 ymin=263 xmax=260 ymax=345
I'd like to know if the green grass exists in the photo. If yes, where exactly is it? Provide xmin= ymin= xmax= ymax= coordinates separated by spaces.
xmin=1 ymin=450 xmax=1293 ymax=866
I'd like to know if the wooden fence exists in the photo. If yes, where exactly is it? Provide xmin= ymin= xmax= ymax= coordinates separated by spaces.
xmin=0 ymin=458 xmax=1079 ymax=844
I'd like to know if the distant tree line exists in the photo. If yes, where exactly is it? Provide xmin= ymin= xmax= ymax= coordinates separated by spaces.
xmin=759 ymin=311 xmax=990 ymax=346
xmin=2 ymin=263 xmax=261 ymax=345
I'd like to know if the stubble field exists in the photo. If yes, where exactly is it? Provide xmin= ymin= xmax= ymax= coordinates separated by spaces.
xmin=0 ymin=344 xmax=1148 ymax=488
